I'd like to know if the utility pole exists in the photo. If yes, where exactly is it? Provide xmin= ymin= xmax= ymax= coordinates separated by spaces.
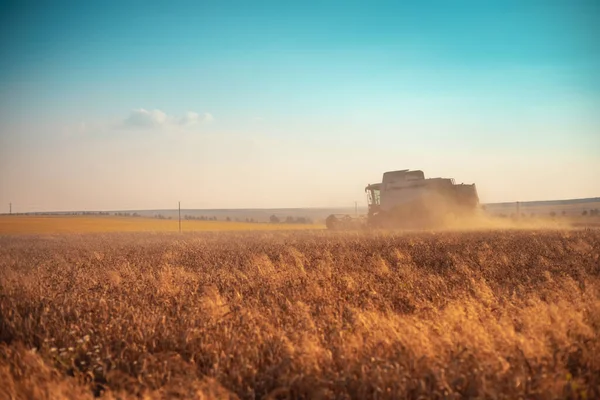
xmin=516 ymin=201 xmax=520 ymax=220
xmin=178 ymin=201 xmax=181 ymax=233
xmin=9 ymin=203 xmax=11 ymax=215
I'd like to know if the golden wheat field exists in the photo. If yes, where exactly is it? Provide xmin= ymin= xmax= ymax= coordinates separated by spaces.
xmin=1 ymin=229 xmax=600 ymax=399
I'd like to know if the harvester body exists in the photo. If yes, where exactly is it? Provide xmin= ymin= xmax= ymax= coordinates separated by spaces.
xmin=326 ymin=169 xmax=479 ymax=229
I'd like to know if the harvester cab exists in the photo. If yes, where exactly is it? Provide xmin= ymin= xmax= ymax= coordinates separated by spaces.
xmin=365 ymin=183 xmax=381 ymax=220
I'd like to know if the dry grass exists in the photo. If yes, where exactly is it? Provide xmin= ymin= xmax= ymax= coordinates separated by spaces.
xmin=0 ymin=216 xmax=323 ymax=234
xmin=1 ymin=229 xmax=599 ymax=399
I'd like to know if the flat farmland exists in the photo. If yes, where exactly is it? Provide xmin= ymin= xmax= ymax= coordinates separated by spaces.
xmin=0 ymin=216 xmax=323 ymax=235
xmin=1 ymin=229 xmax=599 ymax=399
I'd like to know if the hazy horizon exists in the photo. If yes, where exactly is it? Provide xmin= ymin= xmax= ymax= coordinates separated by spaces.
xmin=1 ymin=1 xmax=599 ymax=213
xmin=4 ymin=196 xmax=600 ymax=215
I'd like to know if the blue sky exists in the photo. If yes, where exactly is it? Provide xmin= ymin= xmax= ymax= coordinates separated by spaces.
xmin=0 ymin=0 xmax=599 ymax=211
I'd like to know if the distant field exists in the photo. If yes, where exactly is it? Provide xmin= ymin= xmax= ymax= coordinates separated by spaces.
xmin=0 ymin=215 xmax=324 ymax=234
xmin=2 ymin=213 xmax=599 ymax=235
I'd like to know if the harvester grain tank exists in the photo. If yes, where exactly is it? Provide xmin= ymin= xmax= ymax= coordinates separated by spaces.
xmin=326 ymin=169 xmax=479 ymax=229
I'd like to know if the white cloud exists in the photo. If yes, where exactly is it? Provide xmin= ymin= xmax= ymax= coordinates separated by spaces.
xmin=121 ymin=108 xmax=214 ymax=129
xmin=178 ymin=111 xmax=214 ymax=126
xmin=179 ymin=111 xmax=200 ymax=126
xmin=123 ymin=108 xmax=169 ymax=128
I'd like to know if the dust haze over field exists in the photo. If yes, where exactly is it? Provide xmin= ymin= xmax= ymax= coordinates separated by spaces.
xmin=437 ymin=212 xmax=574 ymax=232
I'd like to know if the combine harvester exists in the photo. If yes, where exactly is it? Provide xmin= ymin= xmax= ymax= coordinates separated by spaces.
xmin=326 ymin=169 xmax=480 ymax=230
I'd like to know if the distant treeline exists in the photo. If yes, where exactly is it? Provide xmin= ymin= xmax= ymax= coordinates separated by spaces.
xmin=269 ymin=215 xmax=313 ymax=224
xmin=180 ymin=214 xmax=314 ymax=224
xmin=1 ymin=211 xmax=315 ymax=223
xmin=183 ymin=215 xmax=218 ymax=221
